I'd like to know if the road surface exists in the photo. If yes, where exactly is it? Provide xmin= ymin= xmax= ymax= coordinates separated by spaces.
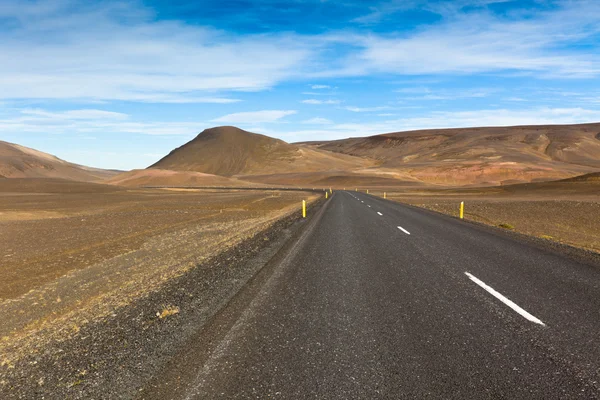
xmin=146 ymin=191 xmax=600 ymax=399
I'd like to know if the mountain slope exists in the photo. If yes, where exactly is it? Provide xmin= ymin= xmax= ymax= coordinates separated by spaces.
xmin=150 ymin=126 xmax=373 ymax=177
xmin=0 ymin=141 xmax=118 ymax=182
xmin=302 ymin=123 xmax=600 ymax=185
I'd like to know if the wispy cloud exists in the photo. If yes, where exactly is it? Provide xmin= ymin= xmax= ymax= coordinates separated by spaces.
xmin=344 ymin=106 xmax=392 ymax=112
xmin=0 ymin=108 xmax=203 ymax=136
xmin=302 ymin=99 xmax=341 ymax=105
xmin=211 ymin=110 xmax=297 ymax=124
xmin=20 ymin=109 xmax=129 ymax=120
xmin=311 ymin=84 xmax=331 ymax=89
xmin=276 ymin=107 xmax=600 ymax=141
xmin=333 ymin=1 xmax=600 ymax=79
xmin=0 ymin=1 xmax=311 ymax=103
xmin=302 ymin=117 xmax=333 ymax=124
xmin=396 ymin=87 xmax=498 ymax=100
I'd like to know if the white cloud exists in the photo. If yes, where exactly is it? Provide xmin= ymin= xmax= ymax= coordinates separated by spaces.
xmin=21 ymin=109 xmax=129 ymax=120
xmin=324 ymin=1 xmax=600 ymax=79
xmin=302 ymin=99 xmax=341 ymax=105
xmin=344 ymin=106 xmax=392 ymax=112
xmin=1 ymin=0 xmax=599 ymax=109
xmin=0 ymin=108 xmax=203 ymax=136
xmin=272 ymin=107 xmax=600 ymax=142
xmin=396 ymin=87 xmax=498 ymax=100
xmin=0 ymin=1 xmax=311 ymax=103
xmin=302 ymin=117 xmax=333 ymax=125
xmin=211 ymin=110 xmax=297 ymax=124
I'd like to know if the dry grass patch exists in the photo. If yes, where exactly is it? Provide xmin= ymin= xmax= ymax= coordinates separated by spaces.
xmin=156 ymin=305 xmax=180 ymax=319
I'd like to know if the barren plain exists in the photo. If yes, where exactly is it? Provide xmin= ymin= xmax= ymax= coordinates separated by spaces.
xmin=0 ymin=179 xmax=317 ymax=374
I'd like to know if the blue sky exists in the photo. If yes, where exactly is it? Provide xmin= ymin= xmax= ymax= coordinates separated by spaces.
xmin=1 ymin=0 xmax=600 ymax=170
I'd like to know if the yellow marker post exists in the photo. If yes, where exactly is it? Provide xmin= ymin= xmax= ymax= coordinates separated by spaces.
xmin=460 ymin=201 xmax=464 ymax=219
xmin=355 ymin=188 xmax=358 ymax=192
xmin=366 ymin=189 xmax=369 ymax=194
xmin=330 ymin=187 xmax=332 ymax=194
xmin=326 ymin=192 xmax=329 ymax=199
xmin=384 ymin=192 xmax=387 ymax=199
xmin=302 ymin=200 xmax=306 ymax=218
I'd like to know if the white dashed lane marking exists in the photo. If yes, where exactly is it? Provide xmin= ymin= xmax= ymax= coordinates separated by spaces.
xmin=397 ymin=226 xmax=410 ymax=235
xmin=465 ymin=272 xmax=546 ymax=326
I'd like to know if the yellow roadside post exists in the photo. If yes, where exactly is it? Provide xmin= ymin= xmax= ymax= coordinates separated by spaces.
xmin=326 ymin=192 xmax=329 ymax=199
xmin=384 ymin=192 xmax=387 ymax=199
xmin=355 ymin=188 xmax=358 ymax=192
xmin=302 ymin=200 xmax=306 ymax=218
xmin=460 ymin=201 xmax=464 ymax=219
xmin=366 ymin=189 xmax=369 ymax=194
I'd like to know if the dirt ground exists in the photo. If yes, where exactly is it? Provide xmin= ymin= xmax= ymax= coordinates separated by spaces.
xmin=382 ymin=180 xmax=600 ymax=253
xmin=0 ymin=179 xmax=317 ymax=368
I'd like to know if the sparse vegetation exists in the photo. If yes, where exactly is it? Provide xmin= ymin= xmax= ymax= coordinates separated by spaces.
xmin=498 ymin=223 xmax=515 ymax=230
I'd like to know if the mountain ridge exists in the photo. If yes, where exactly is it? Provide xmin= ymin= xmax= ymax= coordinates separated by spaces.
xmin=0 ymin=140 xmax=119 ymax=182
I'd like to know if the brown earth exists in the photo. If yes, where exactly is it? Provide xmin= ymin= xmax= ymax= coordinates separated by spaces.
xmin=381 ymin=174 xmax=600 ymax=253
xmin=241 ymin=170 xmax=425 ymax=187
xmin=0 ymin=178 xmax=317 ymax=368
xmin=105 ymin=168 xmax=257 ymax=187
xmin=0 ymin=141 xmax=118 ymax=182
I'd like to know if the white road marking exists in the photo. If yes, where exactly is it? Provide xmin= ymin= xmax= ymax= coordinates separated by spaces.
xmin=465 ymin=272 xmax=546 ymax=326
xmin=367 ymin=205 xmax=371 ymax=207
xmin=361 ymin=201 xmax=364 ymax=203
xmin=377 ymin=212 xmax=383 ymax=216
xmin=397 ymin=226 xmax=410 ymax=235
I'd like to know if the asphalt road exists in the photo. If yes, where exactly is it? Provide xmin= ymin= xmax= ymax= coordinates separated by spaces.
xmin=155 ymin=191 xmax=600 ymax=399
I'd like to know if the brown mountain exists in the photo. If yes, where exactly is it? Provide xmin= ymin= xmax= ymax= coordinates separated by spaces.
xmin=0 ymin=140 xmax=118 ymax=182
xmin=301 ymin=123 xmax=600 ymax=186
xmin=149 ymin=126 xmax=373 ymax=178
xmin=148 ymin=123 xmax=600 ymax=187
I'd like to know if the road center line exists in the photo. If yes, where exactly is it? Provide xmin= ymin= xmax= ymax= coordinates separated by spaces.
xmin=397 ymin=226 xmax=410 ymax=235
xmin=465 ymin=272 xmax=546 ymax=326
xmin=377 ymin=212 xmax=383 ymax=216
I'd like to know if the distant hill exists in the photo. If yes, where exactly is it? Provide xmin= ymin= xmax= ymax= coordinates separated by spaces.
xmin=106 ymin=169 xmax=256 ymax=187
xmin=0 ymin=141 xmax=118 ymax=182
xmin=301 ymin=123 xmax=600 ymax=186
xmin=147 ymin=123 xmax=600 ymax=187
xmin=559 ymin=172 xmax=600 ymax=182
xmin=149 ymin=126 xmax=373 ymax=177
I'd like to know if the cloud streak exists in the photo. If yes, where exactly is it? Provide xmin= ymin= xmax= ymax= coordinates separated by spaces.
xmin=212 ymin=110 xmax=297 ymax=124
